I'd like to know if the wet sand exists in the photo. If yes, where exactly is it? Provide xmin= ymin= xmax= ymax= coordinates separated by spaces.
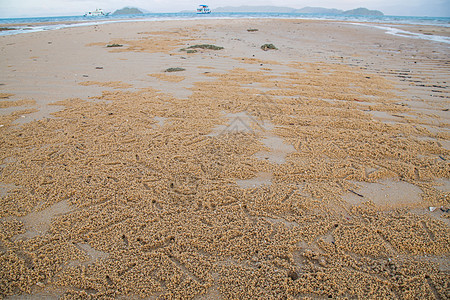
xmin=0 ymin=19 xmax=449 ymax=299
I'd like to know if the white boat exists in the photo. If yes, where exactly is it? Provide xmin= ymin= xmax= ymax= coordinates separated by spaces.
xmin=196 ymin=5 xmax=211 ymax=14
xmin=84 ymin=9 xmax=110 ymax=17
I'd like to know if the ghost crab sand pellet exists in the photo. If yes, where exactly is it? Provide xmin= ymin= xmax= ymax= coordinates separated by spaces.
xmin=0 ymin=19 xmax=449 ymax=299
xmin=78 ymin=81 xmax=133 ymax=89
xmin=148 ymin=73 xmax=186 ymax=83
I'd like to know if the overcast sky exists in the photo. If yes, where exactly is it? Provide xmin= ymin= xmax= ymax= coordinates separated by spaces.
xmin=0 ymin=0 xmax=449 ymax=18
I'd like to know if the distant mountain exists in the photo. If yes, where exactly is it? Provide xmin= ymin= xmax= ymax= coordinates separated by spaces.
xmin=112 ymin=7 xmax=144 ymax=15
xmin=211 ymin=6 xmax=384 ymax=16
xmin=293 ymin=7 xmax=343 ymax=14
xmin=214 ymin=6 xmax=295 ymax=13
xmin=342 ymin=8 xmax=384 ymax=16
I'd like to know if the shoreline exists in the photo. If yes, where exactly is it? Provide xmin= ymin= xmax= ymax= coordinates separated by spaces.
xmin=1 ymin=14 xmax=450 ymax=43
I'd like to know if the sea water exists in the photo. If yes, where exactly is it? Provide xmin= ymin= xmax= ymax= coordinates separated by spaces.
xmin=0 ymin=12 xmax=449 ymax=44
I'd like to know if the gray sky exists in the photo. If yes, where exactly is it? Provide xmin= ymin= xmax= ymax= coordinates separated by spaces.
xmin=0 ymin=0 xmax=449 ymax=18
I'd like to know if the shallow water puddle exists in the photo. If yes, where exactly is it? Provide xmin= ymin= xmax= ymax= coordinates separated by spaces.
xmin=433 ymin=178 xmax=450 ymax=193
xmin=236 ymin=172 xmax=273 ymax=188
xmin=207 ymin=111 xmax=260 ymax=136
xmin=367 ymin=110 xmax=406 ymax=124
xmin=153 ymin=116 xmax=167 ymax=127
xmin=0 ymin=183 xmax=18 ymax=198
xmin=264 ymin=216 xmax=299 ymax=229
xmin=74 ymin=243 xmax=109 ymax=264
xmin=254 ymin=135 xmax=296 ymax=164
xmin=14 ymin=200 xmax=74 ymax=240
xmin=343 ymin=180 xmax=423 ymax=209
xmin=65 ymin=243 xmax=110 ymax=268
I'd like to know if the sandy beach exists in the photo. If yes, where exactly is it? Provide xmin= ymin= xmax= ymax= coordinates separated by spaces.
xmin=0 ymin=18 xmax=449 ymax=298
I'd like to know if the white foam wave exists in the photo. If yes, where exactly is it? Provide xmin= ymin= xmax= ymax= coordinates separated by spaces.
xmin=351 ymin=23 xmax=450 ymax=45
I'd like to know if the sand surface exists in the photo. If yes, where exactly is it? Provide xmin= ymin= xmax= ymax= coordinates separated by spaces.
xmin=0 ymin=19 xmax=449 ymax=299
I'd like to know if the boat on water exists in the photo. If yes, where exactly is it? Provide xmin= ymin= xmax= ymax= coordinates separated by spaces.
xmin=196 ymin=5 xmax=211 ymax=14
xmin=83 ymin=9 xmax=110 ymax=17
